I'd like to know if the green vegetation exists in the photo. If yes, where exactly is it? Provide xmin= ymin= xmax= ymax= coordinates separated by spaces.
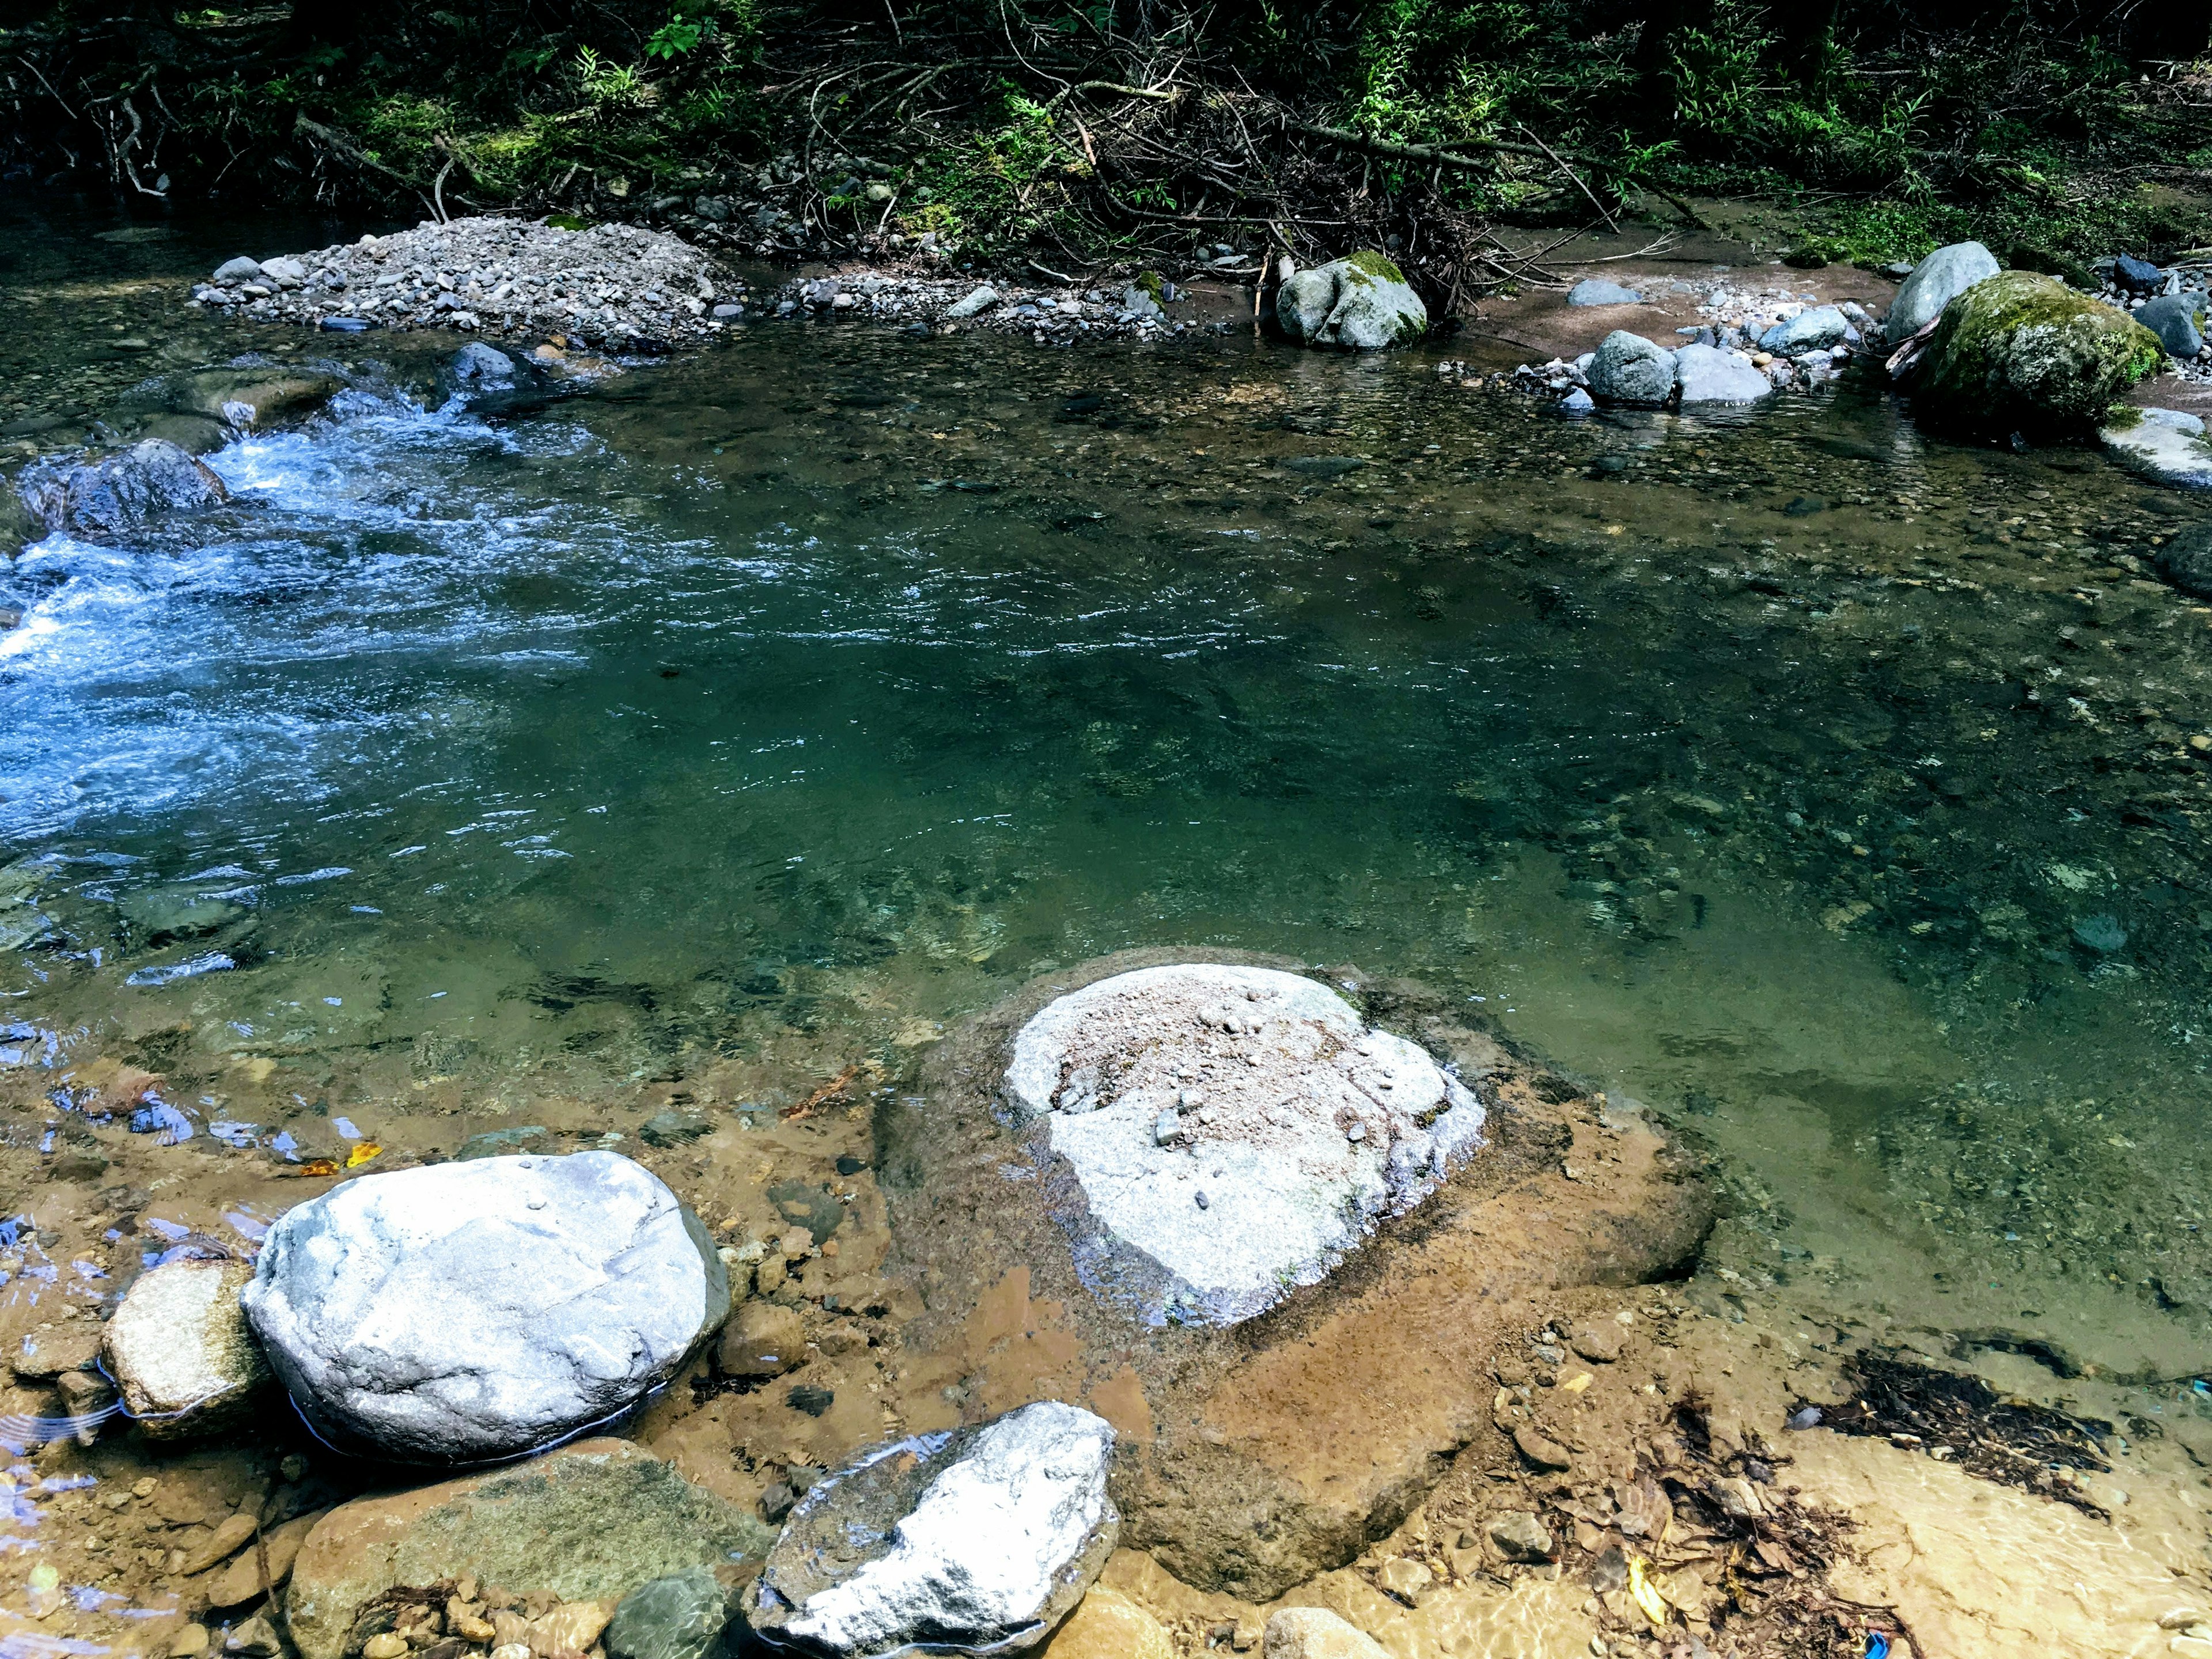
xmin=2 ymin=0 xmax=2206 ymax=272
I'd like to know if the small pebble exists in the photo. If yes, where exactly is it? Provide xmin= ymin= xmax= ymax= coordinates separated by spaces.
xmin=1194 ymin=1190 xmax=1209 ymax=1209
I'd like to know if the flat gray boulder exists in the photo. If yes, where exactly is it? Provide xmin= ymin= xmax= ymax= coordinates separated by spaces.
xmin=1760 ymin=305 xmax=1849 ymax=355
xmin=1673 ymin=343 xmax=1774 ymax=405
xmin=1276 ymin=254 xmax=1427 ymax=350
xmin=1566 ymin=278 xmax=1642 ymax=306
xmin=2135 ymin=294 xmax=2206 ymax=359
xmin=1588 ymin=330 xmax=1676 ymax=406
xmin=2103 ymin=407 xmax=2212 ymax=489
xmin=1885 ymin=241 xmax=1999 ymax=343
xmin=1003 ymin=964 xmax=1484 ymax=1325
xmin=744 ymin=1402 xmax=1116 ymax=1658
xmin=211 ymin=257 xmax=263 ymax=284
xmin=243 ymin=1150 xmax=728 ymax=1461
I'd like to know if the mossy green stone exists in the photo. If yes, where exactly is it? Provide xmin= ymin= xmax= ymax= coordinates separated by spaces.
xmin=1343 ymin=250 xmax=1407 ymax=285
xmin=1912 ymin=270 xmax=2164 ymax=436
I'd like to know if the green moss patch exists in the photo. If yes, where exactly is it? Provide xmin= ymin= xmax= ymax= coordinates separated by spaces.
xmin=1912 ymin=270 xmax=2165 ymax=438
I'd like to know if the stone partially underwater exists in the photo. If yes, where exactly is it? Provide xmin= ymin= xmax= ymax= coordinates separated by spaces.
xmin=877 ymin=948 xmax=1718 ymax=1599
xmin=1002 ymin=963 xmax=1485 ymax=1325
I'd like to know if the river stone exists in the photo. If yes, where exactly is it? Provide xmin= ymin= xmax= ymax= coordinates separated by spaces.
xmin=104 ymin=1260 xmax=271 ymax=1440
xmin=1040 ymin=1588 xmax=1172 ymax=1659
xmin=1004 ymin=964 xmax=1484 ymax=1325
xmin=211 ymin=257 xmax=263 ymax=284
xmin=1275 ymin=255 xmax=1427 ymax=350
xmin=119 ymin=884 xmax=248 ymax=942
xmin=1910 ymin=270 xmax=2163 ymax=436
xmin=241 ymin=1150 xmax=729 ymax=1462
xmin=945 ymin=285 xmax=1001 ymax=320
xmin=743 ymin=1401 xmax=1117 ymax=1658
xmin=2152 ymin=524 xmax=2212 ymax=597
xmin=1760 ymin=305 xmax=1849 ymax=355
xmin=882 ymin=949 xmax=1717 ymax=1601
xmin=1586 ymin=331 xmax=1676 ymax=406
xmin=2135 ymin=294 xmax=2206 ymax=359
xmin=1673 ymin=344 xmax=1774 ymax=406
xmin=287 ymin=1440 xmax=771 ymax=1659
xmin=1262 ymin=1609 xmax=1389 ymax=1659
xmin=1566 ymin=278 xmax=1641 ymax=306
xmin=259 ymin=257 xmax=308 ymax=289
xmin=437 ymin=343 xmax=535 ymax=406
xmin=604 ymin=1568 xmax=731 ymax=1659
xmin=1885 ymin=241 xmax=2000 ymax=343
xmin=23 ymin=439 xmax=229 ymax=540
xmin=2103 ymin=408 xmax=2212 ymax=490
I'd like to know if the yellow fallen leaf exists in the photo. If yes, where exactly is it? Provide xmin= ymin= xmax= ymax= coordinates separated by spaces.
xmin=344 ymin=1142 xmax=382 ymax=1168
xmin=1627 ymin=1556 xmax=1670 ymax=1627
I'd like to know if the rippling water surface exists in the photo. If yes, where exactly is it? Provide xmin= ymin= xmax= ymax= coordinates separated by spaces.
xmin=8 ymin=202 xmax=2212 ymax=1407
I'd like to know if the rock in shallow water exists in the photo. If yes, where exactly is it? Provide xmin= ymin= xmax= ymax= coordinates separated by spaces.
xmin=605 ymin=1569 xmax=732 ymax=1659
xmin=744 ymin=1401 xmax=1116 ymax=1658
xmin=1262 ymin=1608 xmax=1388 ymax=1659
xmin=1587 ymin=331 xmax=1676 ymax=407
xmin=1910 ymin=270 xmax=2163 ymax=437
xmin=22 ymin=438 xmax=229 ymax=540
xmin=1003 ymin=964 xmax=1484 ymax=1325
xmin=1037 ymin=1588 xmax=1172 ymax=1659
xmin=103 ymin=1259 xmax=270 ymax=1439
xmin=1673 ymin=343 xmax=1773 ymax=406
xmin=1275 ymin=254 xmax=1427 ymax=350
xmin=242 ymin=1150 xmax=728 ymax=1461
xmin=2104 ymin=408 xmax=2212 ymax=491
xmin=286 ymin=1440 xmax=771 ymax=1659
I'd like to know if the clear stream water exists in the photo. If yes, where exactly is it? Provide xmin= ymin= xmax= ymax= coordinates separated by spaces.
xmin=7 ymin=195 xmax=2212 ymax=1423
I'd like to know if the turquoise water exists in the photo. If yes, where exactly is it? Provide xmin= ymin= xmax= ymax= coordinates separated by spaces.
xmin=6 ymin=220 xmax=2212 ymax=1388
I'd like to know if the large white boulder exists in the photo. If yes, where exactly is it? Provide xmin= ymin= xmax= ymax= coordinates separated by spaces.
xmin=243 ymin=1151 xmax=728 ymax=1462
xmin=2102 ymin=406 xmax=2212 ymax=489
xmin=745 ymin=1401 xmax=1116 ymax=1658
xmin=1004 ymin=964 xmax=1484 ymax=1324
xmin=1276 ymin=255 xmax=1427 ymax=349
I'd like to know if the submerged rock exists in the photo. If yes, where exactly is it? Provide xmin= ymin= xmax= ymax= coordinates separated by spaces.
xmin=1275 ymin=254 xmax=1427 ymax=350
xmin=1587 ymin=331 xmax=1676 ymax=406
xmin=242 ymin=1150 xmax=728 ymax=1461
xmin=1910 ymin=271 xmax=2164 ymax=436
xmin=1038 ymin=1588 xmax=1173 ymax=1659
xmin=604 ymin=1569 xmax=732 ymax=1659
xmin=104 ymin=1259 xmax=271 ymax=1439
xmin=2103 ymin=407 xmax=2212 ymax=490
xmin=22 ymin=438 xmax=230 ymax=540
xmin=287 ymin=1440 xmax=771 ymax=1659
xmin=1262 ymin=1609 xmax=1389 ymax=1659
xmin=1003 ymin=963 xmax=1484 ymax=1325
xmin=744 ymin=1401 xmax=1117 ymax=1659
xmin=1885 ymin=241 xmax=2000 ymax=343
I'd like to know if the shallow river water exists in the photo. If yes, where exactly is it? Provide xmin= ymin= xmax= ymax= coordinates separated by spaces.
xmin=7 ymin=196 xmax=2212 ymax=1654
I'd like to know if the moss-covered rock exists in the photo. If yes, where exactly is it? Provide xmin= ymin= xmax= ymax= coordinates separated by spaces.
xmin=1275 ymin=252 xmax=1427 ymax=350
xmin=1911 ymin=270 xmax=2165 ymax=437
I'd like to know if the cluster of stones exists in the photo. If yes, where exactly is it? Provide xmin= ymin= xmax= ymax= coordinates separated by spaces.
xmin=2093 ymin=251 xmax=2212 ymax=373
xmin=187 ymin=218 xmax=745 ymax=347
xmin=762 ymin=269 xmax=1229 ymax=343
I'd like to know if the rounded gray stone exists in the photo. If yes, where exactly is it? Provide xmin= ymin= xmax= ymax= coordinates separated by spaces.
xmin=243 ymin=1150 xmax=729 ymax=1462
xmin=1588 ymin=331 xmax=1677 ymax=406
xmin=1672 ymin=343 xmax=1774 ymax=406
xmin=1885 ymin=241 xmax=1999 ymax=343
xmin=1275 ymin=255 xmax=1427 ymax=350
xmin=2134 ymin=294 xmax=2206 ymax=360
xmin=1566 ymin=278 xmax=1642 ymax=306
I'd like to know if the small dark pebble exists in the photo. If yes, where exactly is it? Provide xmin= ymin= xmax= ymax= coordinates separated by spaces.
xmin=1194 ymin=1190 xmax=1210 ymax=1209
xmin=786 ymin=1384 xmax=835 ymax=1418
xmin=835 ymin=1155 xmax=867 ymax=1176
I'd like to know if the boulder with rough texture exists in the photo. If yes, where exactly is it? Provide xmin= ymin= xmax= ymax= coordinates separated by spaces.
xmin=1910 ymin=270 xmax=2164 ymax=436
xmin=744 ymin=1402 xmax=1117 ymax=1658
xmin=104 ymin=1260 xmax=271 ymax=1440
xmin=114 ymin=367 xmax=342 ymax=434
xmin=1262 ymin=1608 xmax=1389 ymax=1659
xmin=1760 ymin=305 xmax=1850 ymax=355
xmin=1003 ymin=964 xmax=1484 ymax=1325
xmin=286 ymin=1440 xmax=772 ymax=1659
xmin=22 ymin=439 xmax=229 ymax=540
xmin=1275 ymin=255 xmax=1427 ymax=350
xmin=2152 ymin=525 xmax=2212 ymax=597
xmin=437 ymin=343 xmax=546 ymax=408
xmin=1586 ymin=331 xmax=1677 ymax=406
xmin=1673 ymin=344 xmax=1774 ymax=406
xmin=1039 ymin=1588 xmax=1173 ymax=1659
xmin=604 ymin=1569 xmax=732 ymax=1659
xmin=211 ymin=257 xmax=263 ymax=284
xmin=242 ymin=1150 xmax=728 ymax=1462
xmin=1885 ymin=241 xmax=2000 ymax=343
xmin=2103 ymin=407 xmax=2212 ymax=490
xmin=1566 ymin=278 xmax=1642 ymax=306
xmin=2135 ymin=294 xmax=2206 ymax=359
